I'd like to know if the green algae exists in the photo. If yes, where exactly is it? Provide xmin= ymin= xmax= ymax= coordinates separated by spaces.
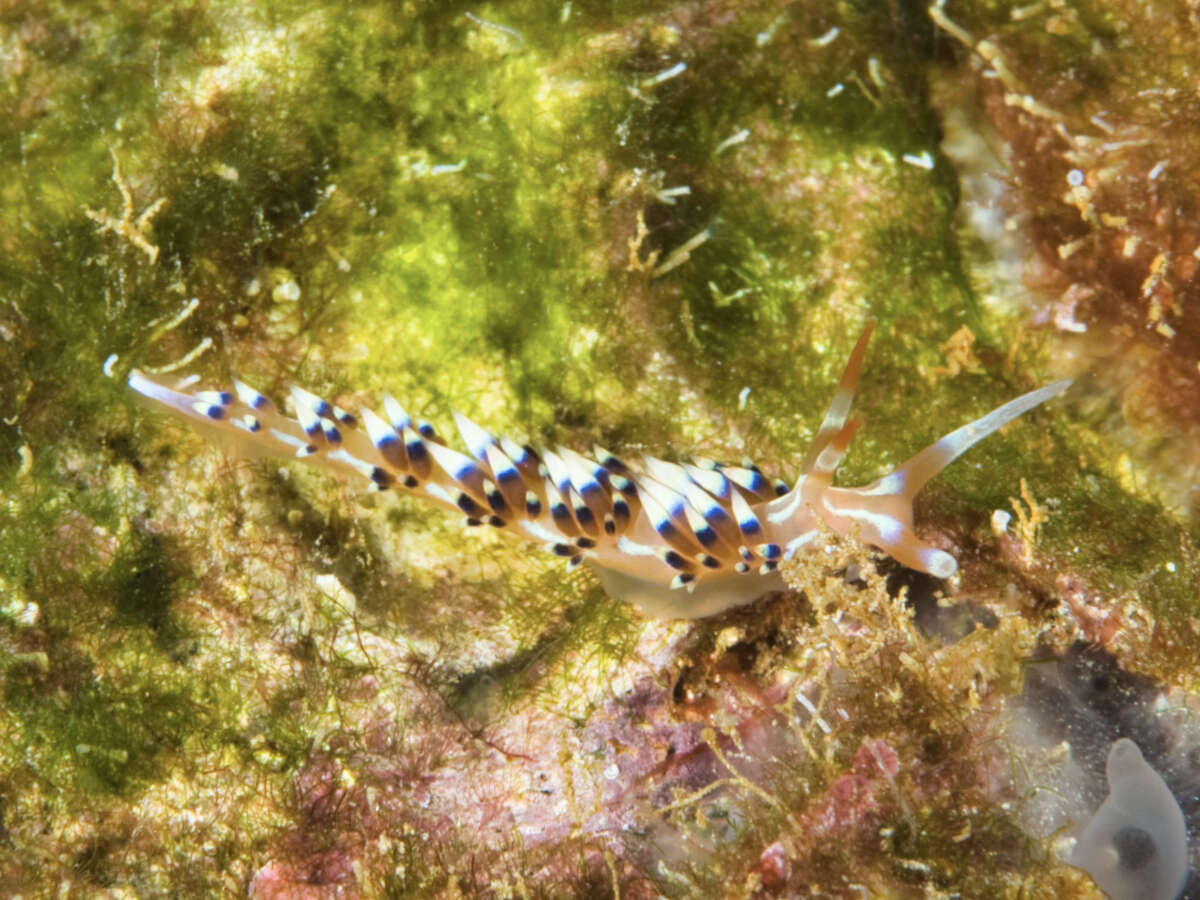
xmin=0 ymin=0 xmax=1196 ymax=896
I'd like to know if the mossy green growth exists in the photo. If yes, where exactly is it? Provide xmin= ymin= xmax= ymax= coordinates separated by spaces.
xmin=0 ymin=0 xmax=1196 ymax=895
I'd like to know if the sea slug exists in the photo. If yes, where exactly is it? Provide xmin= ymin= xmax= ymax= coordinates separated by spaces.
xmin=129 ymin=322 xmax=1069 ymax=618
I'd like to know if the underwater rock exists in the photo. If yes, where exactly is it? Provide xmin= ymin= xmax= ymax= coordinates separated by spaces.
xmin=1022 ymin=641 xmax=1168 ymax=794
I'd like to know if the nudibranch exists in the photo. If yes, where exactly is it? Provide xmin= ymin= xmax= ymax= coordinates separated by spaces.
xmin=128 ymin=323 xmax=1070 ymax=619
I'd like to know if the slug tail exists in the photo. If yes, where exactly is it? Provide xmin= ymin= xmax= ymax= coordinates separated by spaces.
xmin=128 ymin=369 xmax=406 ymax=489
xmin=128 ymin=369 xmax=301 ymax=459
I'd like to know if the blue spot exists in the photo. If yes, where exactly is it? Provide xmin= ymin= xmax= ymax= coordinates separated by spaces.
xmin=739 ymin=516 xmax=762 ymax=537
xmin=661 ymin=550 xmax=688 ymax=571
xmin=456 ymin=492 xmax=483 ymax=516
xmin=551 ymin=502 xmax=572 ymax=527
xmin=573 ymin=503 xmax=595 ymax=529
xmin=655 ymin=519 xmax=682 ymax=544
xmin=192 ymin=401 xmax=226 ymax=420
xmin=612 ymin=475 xmax=636 ymax=497
xmin=578 ymin=479 xmax=603 ymax=499
xmin=704 ymin=506 xmax=733 ymax=529
xmin=454 ymin=461 xmax=482 ymax=483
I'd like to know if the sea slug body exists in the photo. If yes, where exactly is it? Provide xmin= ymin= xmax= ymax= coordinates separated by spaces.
xmin=128 ymin=322 xmax=1070 ymax=618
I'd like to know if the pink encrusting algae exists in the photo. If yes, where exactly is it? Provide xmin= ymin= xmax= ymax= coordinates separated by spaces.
xmin=128 ymin=321 xmax=1069 ymax=618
